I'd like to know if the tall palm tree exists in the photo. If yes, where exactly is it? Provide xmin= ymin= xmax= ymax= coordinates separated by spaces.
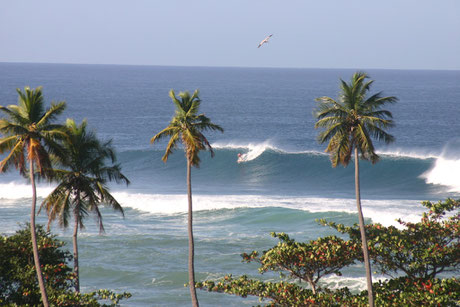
xmin=0 ymin=86 xmax=66 ymax=307
xmin=40 ymin=118 xmax=129 ymax=293
xmin=151 ymin=89 xmax=223 ymax=307
xmin=314 ymin=72 xmax=397 ymax=307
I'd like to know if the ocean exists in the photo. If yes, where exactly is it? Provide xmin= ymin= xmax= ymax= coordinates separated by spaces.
xmin=0 ymin=63 xmax=459 ymax=306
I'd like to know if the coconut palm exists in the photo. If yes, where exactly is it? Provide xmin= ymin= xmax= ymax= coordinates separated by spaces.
xmin=314 ymin=72 xmax=397 ymax=307
xmin=0 ymin=86 xmax=66 ymax=307
xmin=151 ymin=89 xmax=223 ymax=307
xmin=40 ymin=118 xmax=129 ymax=293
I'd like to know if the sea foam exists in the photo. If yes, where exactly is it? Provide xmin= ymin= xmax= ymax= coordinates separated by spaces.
xmin=212 ymin=140 xmax=278 ymax=162
xmin=0 ymin=181 xmax=428 ymax=227
xmin=421 ymin=157 xmax=460 ymax=193
xmin=420 ymin=140 xmax=460 ymax=193
xmin=111 ymin=192 xmax=424 ymax=227
xmin=0 ymin=182 xmax=55 ymax=200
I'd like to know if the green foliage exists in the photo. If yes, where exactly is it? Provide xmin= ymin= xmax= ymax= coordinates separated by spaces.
xmin=198 ymin=199 xmax=460 ymax=306
xmin=314 ymin=71 xmax=397 ymax=167
xmin=0 ymin=86 xmax=67 ymax=177
xmin=0 ymin=224 xmax=73 ymax=305
xmin=151 ymin=89 xmax=224 ymax=166
xmin=320 ymin=198 xmax=460 ymax=279
xmin=197 ymin=274 xmax=355 ymax=306
xmin=373 ymin=277 xmax=460 ymax=307
xmin=41 ymin=118 xmax=130 ymax=233
xmin=241 ymin=232 xmax=361 ymax=293
xmin=197 ymin=275 xmax=460 ymax=306
xmin=0 ymin=225 xmax=131 ymax=306
xmin=49 ymin=289 xmax=132 ymax=307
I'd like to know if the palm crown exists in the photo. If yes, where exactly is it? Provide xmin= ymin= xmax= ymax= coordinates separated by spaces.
xmin=151 ymin=89 xmax=223 ymax=166
xmin=0 ymin=86 xmax=66 ymax=177
xmin=41 ymin=119 xmax=129 ymax=232
xmin=314 ymin=72 xmax=397 ymax=167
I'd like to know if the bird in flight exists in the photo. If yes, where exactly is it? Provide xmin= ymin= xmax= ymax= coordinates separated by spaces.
xmin=258 ymin=34 xmax=273 ymax=48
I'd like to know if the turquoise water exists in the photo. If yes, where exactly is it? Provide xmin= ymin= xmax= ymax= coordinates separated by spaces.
xmin=0 ymin=63 xmax=459 ymax=306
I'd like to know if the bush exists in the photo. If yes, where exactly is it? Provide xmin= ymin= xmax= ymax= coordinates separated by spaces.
xmin=0 ymin=224 xmax=130 ymax=306
xmin=197 ymin=199 xmax=460 ymax=306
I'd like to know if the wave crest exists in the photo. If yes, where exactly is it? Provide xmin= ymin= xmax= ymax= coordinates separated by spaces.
xmin=420 ymin=140 xmax=460 ymax=192
xmin=112 ymin=192 xmax=424 ymax=227
xmin=421 ymin=157 xmax=460 ymax=192
xmin=213 ymin=140 xmax=278 ymax=162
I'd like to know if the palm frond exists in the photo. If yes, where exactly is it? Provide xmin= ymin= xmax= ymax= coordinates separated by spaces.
xmin=37 ymin=101 xmax=67 ymax=128
xmin=169 ymin=90 xmax=186 ymax=115
xmin=150 ymin=126 xmax=180 ymax=144
xmin=0 ymin=140 xmax=24 ymax=173
xmin=316 ymin=122 xmax=346 ymax=144
xmin=162 ymin=131 xmax=180 ymax=162
xmin=186 ymin=98 xmax=201 ymax=117
xmin=96 ymin=181 xmax=124 ymax=217
xmin=0 ymin=120 xmax=29 ymax=136
xmin=192 ymin=116 xmax=224 ymax=132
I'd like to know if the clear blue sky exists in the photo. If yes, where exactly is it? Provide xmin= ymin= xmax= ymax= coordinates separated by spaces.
xmin=1 ymin=0 xmax=459 ymax=70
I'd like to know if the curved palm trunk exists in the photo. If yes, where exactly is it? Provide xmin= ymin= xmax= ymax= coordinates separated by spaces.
xmin=30 ymin=160 xmax=50 ymax=307
xmin=354 ymin=147 xmax=374 ymax=307
xmin=187 ymin=159 xmax=199 ymax=307
xmin=73 ymin=200 xmax=80 ymax=293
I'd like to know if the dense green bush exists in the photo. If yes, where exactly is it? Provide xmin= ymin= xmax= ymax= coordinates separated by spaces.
xmin=241 ymin=232 xmax=361 ymax=294
xmin=0 ymin=224 xmax=131 ymax=306
xmin=197 ymin=199 xmax=460 ymax=306
xmin=321 ymin=198 xmax=460 ymax=279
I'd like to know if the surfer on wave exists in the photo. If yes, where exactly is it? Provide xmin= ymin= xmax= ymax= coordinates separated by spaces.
xmin=237 ymin=153 xmax=244 ymax=163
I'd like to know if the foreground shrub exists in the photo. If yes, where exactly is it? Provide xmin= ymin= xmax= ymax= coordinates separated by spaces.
xmin=320 ymin=198 xmax=460 ymax=279
xmin=0 ymin=224 xmax=130 ymax=306
xmin=241 ymin=232 xmax=361 ymax=294
xmin=198 ymin=199 xmax=460 ymax=306
xmin=197 ymin=274 xmax=459 ymax=306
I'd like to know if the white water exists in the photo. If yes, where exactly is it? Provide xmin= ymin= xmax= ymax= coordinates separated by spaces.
xmin=420 ymin=141 xmax=460 ymax=193
xmin=422 ymin=157 xmax=460 ymax=193
xmin=111 ymin=192 xmax=424 ymax=227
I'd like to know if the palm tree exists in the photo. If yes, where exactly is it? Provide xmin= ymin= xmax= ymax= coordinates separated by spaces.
xmin=314 ymin=72 xmax=397 ymax=307
xmin=40 ymin=118 xmax=129 ymax=293
xmin=0 ymin=86 xmax=66 ymax=307
xmin=151 ymin=89 xmax=223 ymax=307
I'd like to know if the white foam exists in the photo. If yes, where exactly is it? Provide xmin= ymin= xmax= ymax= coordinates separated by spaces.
xmin=213 ymin=140 xmax=326 ymax=163
xmin=0 ymin=182 xmax=55 ymax=200
xmin=419 ymin=140 xmax=460 ymax=193
xmin=378 ymin=148 xmax=439 ymax=160
xmin=421 ymin=157 xmax=460 ymax=193
xmin=319 ymin=274 xmax=388 ymax=292
xmin=112 ymin=192 xmax=424 ymax=227
xmin=213 ymin=140 xmax=277 ymax=162
xmin=213 ymin=142 xmax=442 ymax=161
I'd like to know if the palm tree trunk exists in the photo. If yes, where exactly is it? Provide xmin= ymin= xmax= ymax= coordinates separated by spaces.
xmin=354 ymin=147 xmax=374 ymax=307
xmin=73 ymin=201 xmax=80 ymax=293
xmin=30 ymin=160 xmax=49 ymax=307
xmin=187 ymin=159 xmax=199 ymax=307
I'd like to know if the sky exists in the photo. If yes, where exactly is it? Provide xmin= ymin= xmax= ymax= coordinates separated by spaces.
xmin=1 ymin=0 xmax=459 ymax=70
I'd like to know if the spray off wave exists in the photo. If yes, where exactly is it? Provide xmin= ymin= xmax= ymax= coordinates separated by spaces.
xmin=419 ymin=140 xmax=460 ymax=193
xmin=421 ymin=158 xmax=460 ymax=193
xmin=212 ymin=140 xmax=280 ymax=162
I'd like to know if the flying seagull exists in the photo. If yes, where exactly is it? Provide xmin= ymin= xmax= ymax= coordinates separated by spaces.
xmin=258 ymin=34 xmax=273 ymax=48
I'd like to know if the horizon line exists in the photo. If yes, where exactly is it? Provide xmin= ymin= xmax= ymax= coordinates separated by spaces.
xmin=1 ymin=60 xmax=459 ymax=73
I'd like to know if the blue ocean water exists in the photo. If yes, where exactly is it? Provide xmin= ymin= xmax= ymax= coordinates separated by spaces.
xmin=0 ymin=63 xmax=459 ymax=306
